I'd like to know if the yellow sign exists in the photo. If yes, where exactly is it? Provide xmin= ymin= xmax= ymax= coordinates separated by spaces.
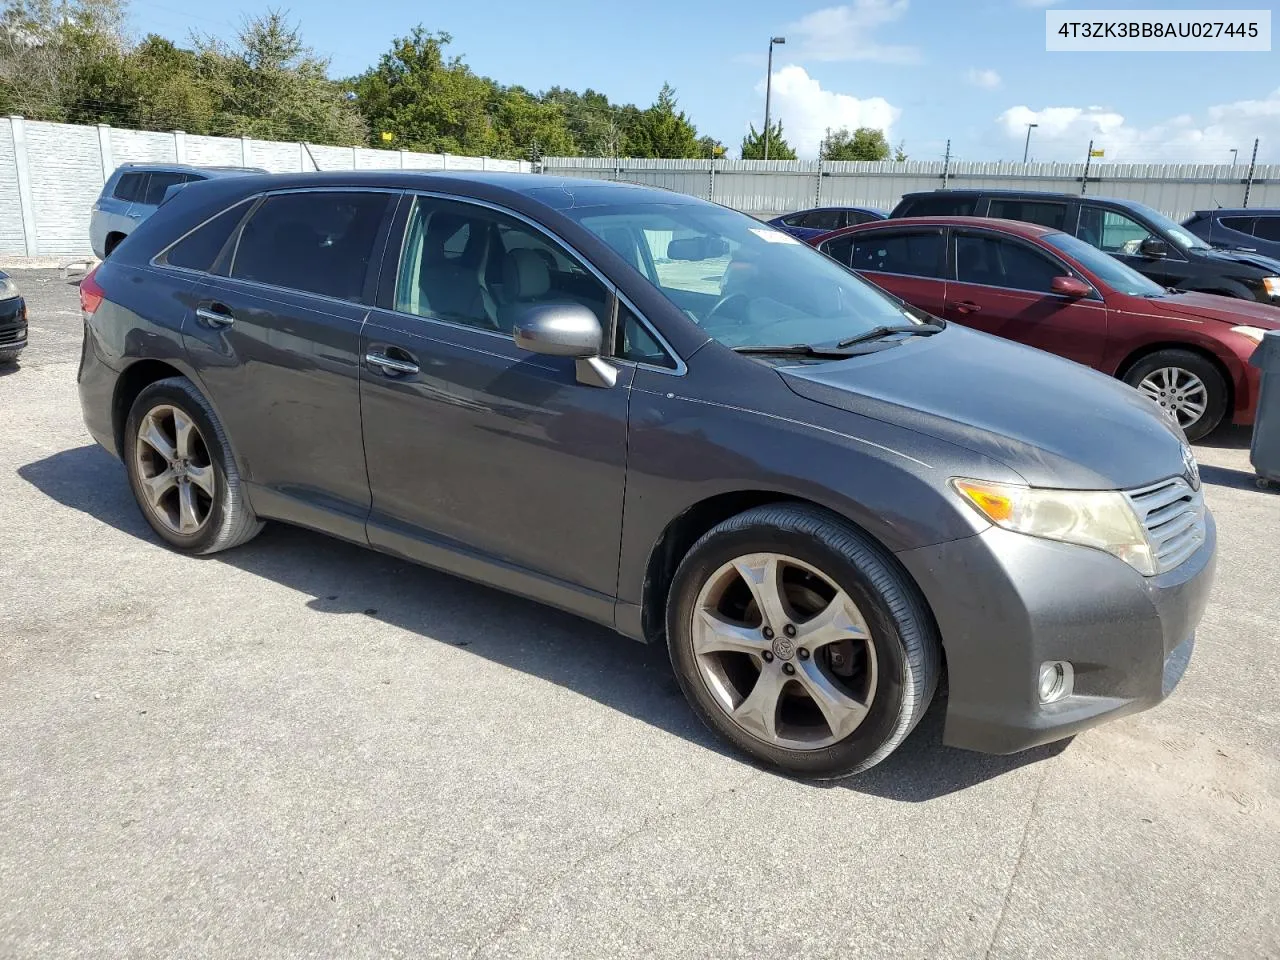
xmin=1089 ymin=148 xmax=1105 ymax=157
xmin=380 ymin=131 xmax=394 ymax=142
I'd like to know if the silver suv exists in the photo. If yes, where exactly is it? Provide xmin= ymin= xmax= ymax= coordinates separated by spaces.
xmin=90 ymin=163 xmax=265 ymax=259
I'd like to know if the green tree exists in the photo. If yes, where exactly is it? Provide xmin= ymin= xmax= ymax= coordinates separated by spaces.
xmin=697 ymin=134 xmax=726 ymax=159
xmin=819 ymin=126 xmax=891 ymax=161
xmin=740 ymin=120 xmax=796 ymax=160
xmin=628 ymin=83 xmax=700 ymax=158
xmin=893 ymin=139 xmax=907 ymax=161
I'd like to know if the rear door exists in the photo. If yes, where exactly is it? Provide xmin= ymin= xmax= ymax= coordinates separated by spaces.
xmin=182 ymin=187 xmax=398 ymax=541
xmin=945 ymin=229 xmax=1107 ymax=368
xmin=820 ymin=227 xmax=948 ymax=317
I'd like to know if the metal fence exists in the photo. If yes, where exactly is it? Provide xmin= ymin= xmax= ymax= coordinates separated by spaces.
xmin=0 ymin=116 xmax=532 ymax=259
xmin=539 ymin=156 xmax=1280 ymax=221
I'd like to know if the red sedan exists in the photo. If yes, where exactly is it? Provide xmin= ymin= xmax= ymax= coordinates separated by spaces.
xmin=811 ymin=216 xmax=1280 ymax=440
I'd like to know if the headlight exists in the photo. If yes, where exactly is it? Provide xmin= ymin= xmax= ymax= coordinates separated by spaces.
xmin=952 ymin=479 xmax=1155 ymax=576
xmin=1263 ymin=277 xmax=1280 ymax=298
xmin=1231 ymin=324 xmax=1271 ymax=344
xmin=0 ymin=277 xmax=18 ymax=301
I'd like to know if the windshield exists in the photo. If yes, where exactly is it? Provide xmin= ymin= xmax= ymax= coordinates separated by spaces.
xmin=560 ymin=201 xmax=920 ymax=349
xmin=1138 ymin=205 xmax=1210 ymax=251
xmin=1043 ymin=232 xmax=1166 ymax=296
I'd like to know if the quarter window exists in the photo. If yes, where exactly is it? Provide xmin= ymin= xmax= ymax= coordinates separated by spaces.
xmin=987 ymin=199 xmax=1068 ymax=230
xmin=112 ymin=173 xmax=148 ymax=203
xmin=1219 ymin=216 xmax=1255 ymax=234
xmin=1252 ymin=217 xmax=1280 ymax=242
xmin=162 ymin=200 xmax=251 ymax=273
xmin=955 ymin=234 xmax=1063 ymax=293
xmin=1077 ymin=207 xmax=1156 ymax=254
xmin=230 ymin=191 xmax=391 ymax=302
xmin=395 ymin=197 xmax=609 ymax=333
xmin=616 ymin=303 xmax=676 ymax=368
xmin=849 ymin=231 xmax=945 ymax=278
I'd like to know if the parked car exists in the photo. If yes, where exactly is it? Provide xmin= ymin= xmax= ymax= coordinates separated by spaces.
xmin=1182 ymin=208 xmax=1280 ymax=260
xmin=0 ymin=269 xmax=26 ymax=364
xmin=812 ymin=216 xmax=1280 ymax=440
xmin=769 ymin=205 xmax=887 ymax=241
xmin=90 ymin=163 xmax=267 ymax=259
xmin=889 ymin=189 xmax=1280 ymax=304
xmin=78 ymin=172 xmax=1215 ymax=779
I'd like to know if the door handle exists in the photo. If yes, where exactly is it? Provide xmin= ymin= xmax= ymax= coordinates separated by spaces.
xmin=950 ymin=300 xmax=981 ymax=314
xmin=195 ymin=305 xmax=235 ymax=328
xmin=365 ymin=351 xmax=420 ymax=377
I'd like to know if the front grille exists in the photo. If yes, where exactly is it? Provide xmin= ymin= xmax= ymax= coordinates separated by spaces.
xmin=1126 ymin=476 xmax=1207 ymax=574
xmin=0 ymin=324 xmax=24 ymax=345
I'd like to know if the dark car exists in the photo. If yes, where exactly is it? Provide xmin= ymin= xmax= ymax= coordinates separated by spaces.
xmin=812 ymin=217 xmax=1280 ymax=441
xmin=769 ymin=205 xmax=887 ymax=241
xmin=1182 ymin=208 xmax=1280 ymax=260
xmin=77 ymin=172 xmax=1215 ymax=779
xmin=890 ymin=189 xmax=1280 ymax=304
xmin=0 ymin=270 xmax=27 ymax=364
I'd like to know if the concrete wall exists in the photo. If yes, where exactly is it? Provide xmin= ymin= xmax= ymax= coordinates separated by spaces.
xmin=0 ymin=117 xmax=532 ymax=258
xmin=540 ymin=157 xmax=1280 ymax=221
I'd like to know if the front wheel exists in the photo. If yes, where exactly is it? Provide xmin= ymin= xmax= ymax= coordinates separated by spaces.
xmin=666 ymin=504 xmax=940 ymax=780
xmin=1123 ymin=349 xmax=1227 ymax=442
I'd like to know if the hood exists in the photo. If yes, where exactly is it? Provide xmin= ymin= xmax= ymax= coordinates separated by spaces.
xmin=780 ymin=325 xmax=1189 ymax=490
xmin=1139 ymin=291 xmax=1280 ymax=327
xmin=1193 ymin=246 xmax=1280 ymax=274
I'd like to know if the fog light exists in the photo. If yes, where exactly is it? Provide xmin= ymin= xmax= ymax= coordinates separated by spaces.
xmin=1038 ymin=661 xmax=1074 ymax=703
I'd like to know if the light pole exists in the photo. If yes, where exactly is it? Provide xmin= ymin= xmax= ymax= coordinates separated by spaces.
xmin=1022 ymin=123 xmax=1038 ymax=164
xmin=1230 ymin=148 xmax=1239 ymax=166
xmin=763 ymin=36 xmax=785 ymax=160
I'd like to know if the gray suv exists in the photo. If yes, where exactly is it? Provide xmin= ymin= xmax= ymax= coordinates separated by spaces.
xmin=90 ymin=163 xmax=265 ymax=259
xmin=75 ymin=172 xmax=1216 ymax=779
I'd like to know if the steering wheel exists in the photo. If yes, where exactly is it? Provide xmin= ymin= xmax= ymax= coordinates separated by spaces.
xmin=701 ymin=292 xmax=752 ymax=328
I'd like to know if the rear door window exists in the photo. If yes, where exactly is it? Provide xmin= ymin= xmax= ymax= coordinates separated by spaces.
xmin=142 ymin=172 xmax=189 ymax=205
xmin=112 ymin=173 xmax=148 ymax=203
xmin=1252 ymin=217 xmax=1280 ymax=242
xmin=1218 ymin=216 xmax=1255 ymax=234
xmin=987 ymin=199 xmax=1069 ymax=230
xmin=802 ymin=209 xmax=845 ymax=231
xmin=850 ymin=230 xmax=945 ymax=277
xmin=230 ymin=191 xmax=392 ymax=302
xmin=899 ymin=194 xmax=978 ymax=217
xmin=954 ymin=234 xmax=1062 ymax=293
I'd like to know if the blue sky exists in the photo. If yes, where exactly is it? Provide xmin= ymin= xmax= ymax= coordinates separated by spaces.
xmin=127 ymin=0 xmax=1280 ymax=162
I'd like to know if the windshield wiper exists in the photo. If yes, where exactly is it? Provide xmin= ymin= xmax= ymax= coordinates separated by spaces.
xmin=835 ymin=322 xmax=944 ymax=349
xmin=732 ymin=344 xmax=857 ymax=359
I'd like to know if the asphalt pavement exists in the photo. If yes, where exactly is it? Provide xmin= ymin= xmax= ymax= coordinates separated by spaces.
xmin=1 ymin=269 xmax=1277 ymax=959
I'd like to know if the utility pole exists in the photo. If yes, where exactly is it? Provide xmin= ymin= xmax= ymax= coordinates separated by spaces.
xmin=1081 ymin=139 xmax=1094 ymax=195
xmin=763 ymin=36 xmax=785 ymax=161
xmin=1022 ymin=123 xmax=1038 ymax=164
xmin=942 ymin=139 xmax=951 ymax=189
xmin=1243 ymin=137 xmax=1260 ymax=208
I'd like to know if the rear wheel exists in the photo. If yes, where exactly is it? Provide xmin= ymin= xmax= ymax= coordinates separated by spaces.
xmin=103 ymin=233 xmax=125 ymax=257
xmin=1123 ymin=349 xmax=1227 ymax=442
xmin=666 ymin=504 xmax=940 ymax=780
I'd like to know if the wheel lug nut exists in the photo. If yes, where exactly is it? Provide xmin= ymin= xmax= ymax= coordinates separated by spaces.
xmin=784 ymin=624 xmax=796 ymax=637
xmin=762 ymin=651 xmax=774 ymax=663
xmin=798 ymin=648 xmax=809 ymax=660
xmin=782 ymin=662 xmax=795 ymax=675
xmin=762 ymin=627 xmax=774 ymax=640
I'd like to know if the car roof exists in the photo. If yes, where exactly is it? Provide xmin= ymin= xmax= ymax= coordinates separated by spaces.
xmin=777 ymin=205 xmax=883 ymax=214
xmin=897 ymin=188 xmax=1153 ymax=213
xmin=816 ymin=215 xmax=1061 ymax=242
xmin=1194 ymin=207 xmax=1280 ymax=216
xmin=114 ymin=163 xmax=269 ymax=176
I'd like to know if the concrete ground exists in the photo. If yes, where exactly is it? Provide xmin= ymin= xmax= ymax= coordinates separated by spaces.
xmin=1 ymin=270 xmax=1277 ymax=959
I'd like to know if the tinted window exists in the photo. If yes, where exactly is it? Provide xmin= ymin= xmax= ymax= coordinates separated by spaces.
xmin=848 ymin=210 xmax=884 ymax=226
xmin=802 ymin=209 xmax=845 ymax=230
xmin=616 ymin=303 xmax=676 ymax=368
xmin=142 ymin=172 xmax=188 ymax=205
xmin=395 ymin=197 xmax=609 ymax=333
xmin=819 ymin=235 xmax=855 ymax=267
xmin=1043 ymin=232 xmax=1162 ymax=297
xmin=781 ymin=214 xmax=805 ymax=227
xmin=113 ymin=173 xmax=147 ymax=203
xmin=1252 ymin=217 xmax=1280 ymax=242
xmin=987 ymin=199 xmax=1068 ymax=230
xmin=1218 ymin=216 xmax=1255 ymax=234
xmin=231 ymin=191 xmax=390 ymax=301
xmin=955 ymin=234 xmax=1062 ymax=292
xmin=899 ymin=194 xmax=977 ymax=217
xmin=849 ymin=231 xmax=945 ymax=278
xmin=1077 ymin=207 xmax=1156 ymax=254
xmin=163 ymin=200 xmax=251 ymax=273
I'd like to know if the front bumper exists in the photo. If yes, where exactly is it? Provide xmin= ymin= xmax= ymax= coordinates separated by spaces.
xmin=0 ymin=296 xmax=26 ymax=354
xmin=897 ymin=512 xmax=1217 ymax=754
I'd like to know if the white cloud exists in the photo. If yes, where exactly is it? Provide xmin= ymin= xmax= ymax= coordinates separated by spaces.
xmin=785 ymin=0 xmax=920 ymax=64
xmin=965 ymin=68 xmax=1001 ymax=90
xmin=756 ymin=65 xmax=900 ymax=159
xmin=997 ymin=89 xmax=1280 ymax=162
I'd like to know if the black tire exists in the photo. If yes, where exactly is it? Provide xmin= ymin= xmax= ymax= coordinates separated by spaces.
xmin=0 ymin=348 xmax=21 ymax=365
xmin=123 ymin=377 xmax=263 ymax=554
xmin=103 ymin=233 xmax=125 ymax=257
xmin=1122 ymin=348 xmax=1228 ymax=442
xmin=666 ymin=504 xmax=940 ymax=780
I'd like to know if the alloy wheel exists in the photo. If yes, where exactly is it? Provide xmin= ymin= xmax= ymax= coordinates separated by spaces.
xmin=134 ymin=403 xmax=216 ymax=535
xmin=691 ymin=552 xmax=878 ymax=750
xmin=1137 ymin=367 xmax=1208 ymax=431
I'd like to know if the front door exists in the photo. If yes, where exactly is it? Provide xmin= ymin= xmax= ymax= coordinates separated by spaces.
xmin=944 ymin=229 xmax=1107 ymax=369
xmin=359 ymin=195 xmax=632 ymax=615
xmin=182 ymin=188 xmax=397 ymax=541
xmin=1077 ymin=205 xmax=1187 ymax=288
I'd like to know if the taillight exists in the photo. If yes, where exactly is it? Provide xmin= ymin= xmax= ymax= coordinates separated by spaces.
xmin=80 ymin=266 xmax=104 ymax=315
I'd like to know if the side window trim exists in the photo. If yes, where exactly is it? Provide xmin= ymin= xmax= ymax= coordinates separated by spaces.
xmin=379 ymin=190 xmax=686 ymax=374
xmin=151 ymin=196 xmax=259 ymax=274
xmin=951 ymin=229 xmax=1101 ymax=299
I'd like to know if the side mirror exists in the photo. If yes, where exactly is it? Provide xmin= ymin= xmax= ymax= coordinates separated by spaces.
xmin=1051 ymin=276 xmax=1092 ymax=298
xmin=1139 ymin=237 xmax=1169 ymax=259
xmin=511 ymin=303 xmax=616 ymax=388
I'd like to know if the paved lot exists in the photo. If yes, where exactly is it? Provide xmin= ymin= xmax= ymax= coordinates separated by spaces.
xmin=2 ymin=269 xmax=1278 ymax=959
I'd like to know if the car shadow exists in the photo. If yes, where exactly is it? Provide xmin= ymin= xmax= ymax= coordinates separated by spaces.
xmin=0 ymin=360 xmax=21 ymax=377
xmin=1198 ymin=463 xmax=1268 ymax=492
xmin=1196 ymin=424 xmax=1251 ymax=450
xmin=18 ymin=443 xmax=1068 ymax=803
